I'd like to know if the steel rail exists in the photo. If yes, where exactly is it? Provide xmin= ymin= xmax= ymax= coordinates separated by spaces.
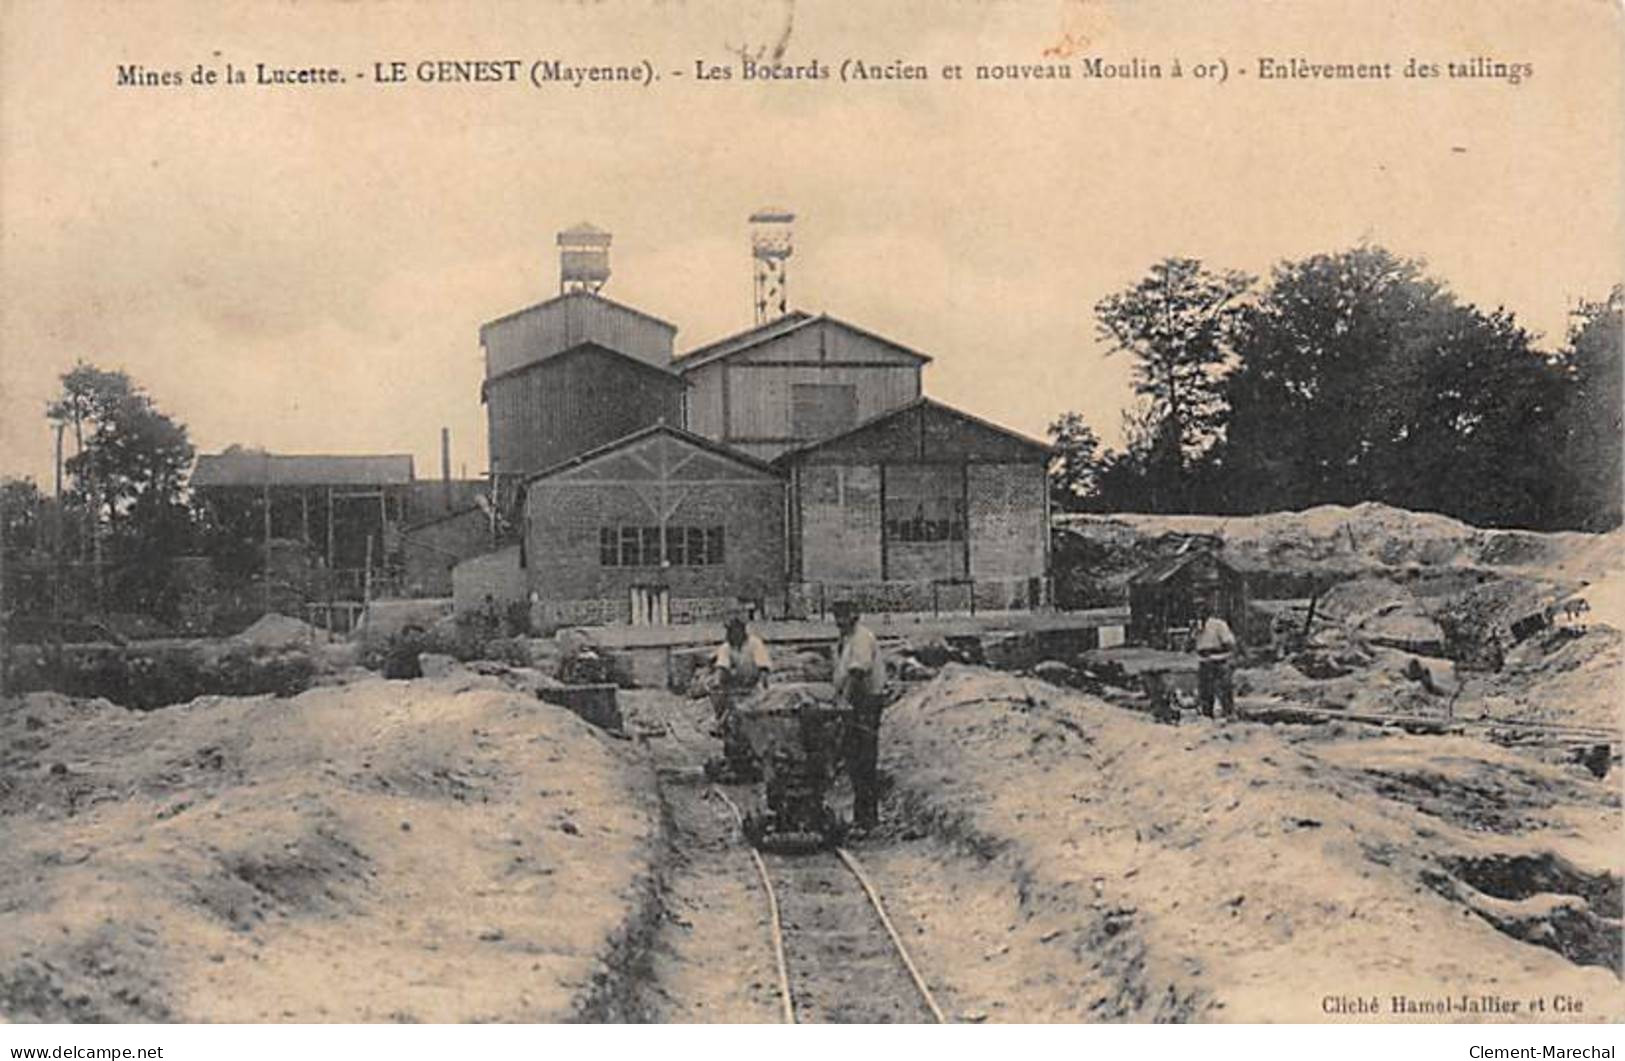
xmin=656 ymin=696 xmax=946 ymax=1024
xmin=833 ymin=845 xmax=948 ymax=1023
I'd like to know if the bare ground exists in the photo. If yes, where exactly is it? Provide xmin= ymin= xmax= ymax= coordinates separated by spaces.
xmin=862 ymin=666 xmax=1621 ymax=1022
xmin=0 ymin=675 xmax=660 ymax=1023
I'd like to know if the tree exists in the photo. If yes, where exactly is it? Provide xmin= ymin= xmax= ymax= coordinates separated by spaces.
xmin=1221 ymin=245 xmax=1572 ymax=528
xmin=48 ymin=363 xmax=193 ymax=529
xmin=45 ymin=363 xmax=196 ymax=617
xmin=0 ymin=478 xmax=44 ymax=554
xmin=1555 ymin=287 xmax=1624 ymax=530
xmin=1046 ymin=412 xmax=1105 ymax=510
xmin=1094 ymin=258 xmax=1252 ymax=509
xmin=1222 ymin=246 xmax=1458 ymax=512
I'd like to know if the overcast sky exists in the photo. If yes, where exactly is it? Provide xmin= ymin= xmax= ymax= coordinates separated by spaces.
xmin=3 ymin=0 xmax=1620 ymax=488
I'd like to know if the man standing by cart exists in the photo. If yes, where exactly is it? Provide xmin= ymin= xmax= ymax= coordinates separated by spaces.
xmin=833 ymin=600 xmax=887 ymax=836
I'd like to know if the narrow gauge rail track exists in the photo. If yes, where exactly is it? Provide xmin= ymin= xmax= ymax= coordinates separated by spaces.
xmin=650 ymin=694 xmax=946 ymax=1024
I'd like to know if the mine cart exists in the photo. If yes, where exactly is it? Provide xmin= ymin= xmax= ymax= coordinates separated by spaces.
xmin=730 ymin=682 xmax=851 ymax=853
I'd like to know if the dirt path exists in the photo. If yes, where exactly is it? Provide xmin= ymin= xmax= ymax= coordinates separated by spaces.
xmin=622 ymin=689 xmax=942 ymax=1023
xmin=621 ymin=690 xmax=784 ymax=1022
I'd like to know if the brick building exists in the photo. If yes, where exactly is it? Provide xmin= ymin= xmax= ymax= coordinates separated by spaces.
xmin=465 ymin=223 xmax=1055 ymax=626
xmin=777 ymin=398 xmax=1053 ymax=614
xmin=521 ymin=424 xmax=784 ymax=627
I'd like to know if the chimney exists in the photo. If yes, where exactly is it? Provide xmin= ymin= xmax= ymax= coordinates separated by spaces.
xmin=440 ymin=427 xmax=452 ymax=512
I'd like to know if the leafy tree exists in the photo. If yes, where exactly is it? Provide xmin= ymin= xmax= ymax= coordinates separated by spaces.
xmin=1094 ymin=258 xmax=1252 ymax=509
xmin=1221 ymin=246 xmax=1575 ymax=528
xmin=1046 ymin=411 xmax=1105 ymax=510
xmin=1222 ymin=247 xmax=1458 ymax=511
xmin=1387 ymin=305 xmax=1566 ymax=528
xmin=48 ymin=363 xmax=193 ymax=529
xmin=45 ymin=363 xmax=196 ymax=617
xmin=1 ymin=478 xmax=44 ymax=553
xmin=1555 ymin=287 xmax=1624 ymax=530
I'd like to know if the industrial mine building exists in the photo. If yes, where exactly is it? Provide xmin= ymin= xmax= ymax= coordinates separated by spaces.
xmin=476 ymin=217 xmax=1054 ymax=626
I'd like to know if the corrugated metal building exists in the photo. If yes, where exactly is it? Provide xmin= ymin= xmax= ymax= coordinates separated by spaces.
xmin=521 ymin=424 xmax=784 ymax=627
xmin=776 ymin=398 xmax=1053 ymax=615
xmin=674 ymin=313 xmax=928 ymax=462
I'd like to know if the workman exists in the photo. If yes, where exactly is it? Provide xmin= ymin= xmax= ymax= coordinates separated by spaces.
xmin=832 ymin=600 xmax=887 ymax=835
xmin=707 ymin=614 xmax=772 ymax=781
xmin=1193 ymin=597 xmax=1238 ymax=720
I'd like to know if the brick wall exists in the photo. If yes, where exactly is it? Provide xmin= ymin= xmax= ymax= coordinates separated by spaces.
xmin=786 ymin=576 xmax=1045 ymax=618
xmin=968 ymin=462 xmax=1046 ymax=580
xmin=798 ymin=464 xmax=882 ymax=581
xmin=526 ymin=476 xmax=785 ymax=617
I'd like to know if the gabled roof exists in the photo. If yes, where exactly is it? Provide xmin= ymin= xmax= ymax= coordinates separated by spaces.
xmin=524 ymin=422 xmax=781 ymax=484
xmin=672 ymin=312 xmax=933 ymax=373
xmin=773 ymin=397 xmax=1053 ymax=464
xmin=193 ymin=451 xmax=414 ymax=488
xmin=479 ymin=289 xmax=677 ymax=338
xmin=480 ymin=340 xmax=685 ymax=402
xmin=1130 ymin=546 xmax=1240 ymax=587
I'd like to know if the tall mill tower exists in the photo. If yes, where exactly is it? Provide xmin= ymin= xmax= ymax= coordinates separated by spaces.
xmin=557 ymin=222 xmax=612 ymax=295
xmin=750 ymin=208 xmax=795 ymax=324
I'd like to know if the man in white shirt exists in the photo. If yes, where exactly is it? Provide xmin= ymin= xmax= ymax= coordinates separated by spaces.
xmin=833 ymin=600 xmax=887 ymax=834
xmin=707 ymin=614 xmax=772 ymax=781
xmin=1193 ymin=597 xmax=1238 ymax=721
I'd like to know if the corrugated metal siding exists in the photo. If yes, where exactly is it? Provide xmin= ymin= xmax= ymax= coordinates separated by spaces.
xmin=483 ymin=294 xmax=674 ymax=376
xmin=486 ymin=349 xmax=683 ymax=478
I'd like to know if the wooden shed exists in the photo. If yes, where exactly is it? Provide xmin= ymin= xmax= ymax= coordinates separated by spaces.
xmin=1127 ymin=547 xmax=1249 ymax=649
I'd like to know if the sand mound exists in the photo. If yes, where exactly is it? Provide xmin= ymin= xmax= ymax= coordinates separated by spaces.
xmin=0 ymin=678 xmax=658 ymax=1022
xmin=1058 ymin=503 xmax=1621 ymax=583
xmin=232 ymin=612 xmax=320 ymax=649
xmin=876 ymin=666 xmax=1621 ymax=1022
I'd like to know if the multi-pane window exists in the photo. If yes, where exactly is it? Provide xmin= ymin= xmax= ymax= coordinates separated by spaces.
xmin=884 ymin=465 xmax=965 ymax=543
xmin=599 ymin=525 xmax=725 ymax=567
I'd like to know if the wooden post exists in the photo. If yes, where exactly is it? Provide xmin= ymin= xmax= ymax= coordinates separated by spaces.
xmin=51 ymin=421 xmax=64 ymax=639
xmin=878 ymin=462 xmax=889 ymax=581
xmin=362 ymin=534 xmax=373 ymax=637
xmin=262 ymin=480 xmax=272 ymax=613
xmin=301 ymin=489 xmax=310 ymax=545
xmin=960 ymin=462 xmax=971 ymax=580
xmin=326 ymin=486 xmax=335 ymax=569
